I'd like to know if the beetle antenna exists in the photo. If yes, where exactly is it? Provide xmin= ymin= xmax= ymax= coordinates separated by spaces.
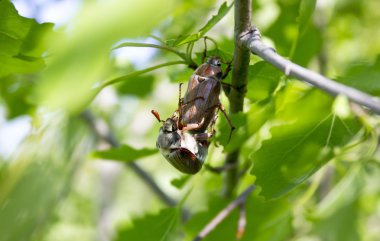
xmin=178 ymin=83 xmax=184 ymax=129
xmin=202 ymin=37 xmax=208 ymax=63
xmin=151 ymin=110 xmax=164 ymax=122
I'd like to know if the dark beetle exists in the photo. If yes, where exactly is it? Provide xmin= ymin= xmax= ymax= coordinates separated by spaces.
xmin=152 ymin=110 xmax=208 ymax=174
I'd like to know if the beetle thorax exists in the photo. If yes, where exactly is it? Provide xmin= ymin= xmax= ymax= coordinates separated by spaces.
xmin=195 ymin=57 xmax=222 ymax=79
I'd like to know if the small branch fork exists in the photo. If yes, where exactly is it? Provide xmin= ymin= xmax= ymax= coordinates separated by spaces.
xmin=192 ymin=185 xmax=255 ymax=241
xmin=240 ymin=27 xmax=380 ymax=114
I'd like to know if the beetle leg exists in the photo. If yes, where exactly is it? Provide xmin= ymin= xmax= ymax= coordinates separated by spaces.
xmin=193 ymin=132 xmax=213 ymax=141
xmin=217 ymin=103 xmax=235 ymax=142
xmin=182 ymin=118 xmax=205 ymax=132
xmin=208 ymin=114 xmax=218 ymax=137
xmin=206 ymin=103 xmax=235 ymax=142
xmin=221 ymin=61 xmax=232 ymax=80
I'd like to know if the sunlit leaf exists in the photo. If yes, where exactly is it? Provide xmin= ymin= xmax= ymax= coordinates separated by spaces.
xmin=0 ymin=116 xmax=88 ymax=241
xmin=116 ymin=75 xmax=155 ymax=97
xmin=298 ymin=0 xmax=317 ymax=36
xmin=246 ymin=62 xmax=282 ymax=102
xmin=337 ymin=56 xmax=380 ymax=97
xmin=291 ymin=24 xmax=322 ymax=67
xmin=114 ymin=208 xmax=181 ymax=241
xmin=249 ymin=84 xmax=362 ymax=199
xmin=92 ymin=145 xmax=157 ymax=162
xmin=309 ymin=165 xmax=364 ymax=241
xmin=0 ymin=0 xmax=53 ymax=77
xmin=216 ymin=112 xmax=247 ymax=152
xmin=34 ymin=0 xmax=174 ymax=113
xmin=171 ymin=175 xmax=191 ymax=189
xmin=166 ymin=2 xmax=233 ymax=46
xmin=0 ymin=75 xmax=34 ymax=118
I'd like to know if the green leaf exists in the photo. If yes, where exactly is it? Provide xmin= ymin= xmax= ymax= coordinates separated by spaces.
xmin=0 ymin=116 xmax=87 ymax=241
xmin=337 ymin=56 xmax=380 ymax=96
xmin=114 ymin=208 xmax=181 ymax=241
xmin=309 ymin=165 xmax=363 ymax=241
xmin=0 ymin=75 xmax=35 ymax=118
xmin=265 ymin=1 xmax=299 ymax=57
xmin=171 ymin=175 xmax=191 ymax=189
xmin=33 ymin=0 xmax=174 ymax=113
xmin=249 ymin=84 xmax=362 ymax=199
xmin=216 ymin=112 xmax=247 ymax=152
xmin=246 ymin=62 xmax=282 ymax=102
xmin=298 ymin=0 xmax=317 ymax=36
xmin=116 ymin=75 xmax=155 ymax=97
xmin=0 ymin=0 xmax=53 ymax=77
xmin=92 ymin=145 xmax=157 ymax=163
xmin=291 ymin=24 xmax=322 ymax=67
xmin=166 ymin=2 xmax=233 ymax=46
xmin=290 ymin=0 xmax=321 ymax=65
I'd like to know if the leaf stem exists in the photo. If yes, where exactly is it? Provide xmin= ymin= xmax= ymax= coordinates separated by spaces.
xmin=113 ymin=42 xmax=186 ymax=60
xmin=99 ymin=61 xmax=187 ymax=90
xmin=113 ymin=42 xmax=198 ymax=69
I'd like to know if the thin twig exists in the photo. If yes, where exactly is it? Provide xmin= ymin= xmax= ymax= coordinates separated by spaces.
xmin=239 ymin=27 xmax=380 ymax=114
xmin=192 ymin=185 xmax=255 ymax=241
xmin=236 ymin=203 xmax=247 ymax=240
xmin=224 ymin=0 xmax=252 ymax=198
xmin=80 ymin=110 xmax=177 ymax=207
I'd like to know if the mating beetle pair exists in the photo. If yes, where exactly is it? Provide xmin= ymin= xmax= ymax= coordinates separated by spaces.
xmin=152 ymin=57 xmax=233 ymax=174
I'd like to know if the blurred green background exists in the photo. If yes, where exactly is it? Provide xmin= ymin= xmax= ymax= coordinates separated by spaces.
xmin=1 ymin=0 xmax=380 ymax=240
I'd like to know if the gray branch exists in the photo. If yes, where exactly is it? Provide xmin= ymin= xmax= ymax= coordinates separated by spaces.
xmin=192 ymin=185 xmax=255 ymax=241
xmin=240 ymin=28 xmax=380 ymax=114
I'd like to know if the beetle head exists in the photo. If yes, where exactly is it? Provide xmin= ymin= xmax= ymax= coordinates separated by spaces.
xmin=162 ymin=118 xmax=178 ymax=132
xmin=207 ymin=57 xmax=221 ymax=67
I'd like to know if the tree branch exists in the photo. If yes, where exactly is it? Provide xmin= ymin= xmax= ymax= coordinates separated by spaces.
xmin=224 ymin=0 xmax=252 ymax=197
xmin=80 ymin=110 xmax=177 ymax=207
xmin=240 ymin=28 xmax=380 ymax=114
xmin=192 ymin=185 xmax=255 ymax=241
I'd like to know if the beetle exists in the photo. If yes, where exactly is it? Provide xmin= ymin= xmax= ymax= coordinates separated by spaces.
xmin=151 ymin=109 xmax=208 ymax=174
xmin=151 ymin=57 xmax=234 ymax=174
xmin=180 ymin=57 xmax=234 ymax=140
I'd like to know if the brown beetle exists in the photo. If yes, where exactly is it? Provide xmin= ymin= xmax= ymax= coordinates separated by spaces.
xmin=180 ymin=57 xmax=234 ymax=139
xmin=152 ymin=57 xmax=234 ymax=174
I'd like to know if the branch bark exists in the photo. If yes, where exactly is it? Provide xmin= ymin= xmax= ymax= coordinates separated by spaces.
xmin=192 ymin=185 xmax=255 ymax=241
xmin=224 ymin=0 xmax=252 ymax=197
xmin=240 ymin=28 xmax=380 ymax=114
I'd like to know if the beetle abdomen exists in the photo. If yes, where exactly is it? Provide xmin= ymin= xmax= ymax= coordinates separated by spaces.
xmin=166 ymin=148 xmax=203 ymax=174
